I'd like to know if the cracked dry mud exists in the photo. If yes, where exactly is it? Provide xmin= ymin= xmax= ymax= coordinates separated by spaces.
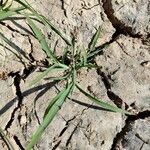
xmin=0 ymin=0 xmax=150 ymax=150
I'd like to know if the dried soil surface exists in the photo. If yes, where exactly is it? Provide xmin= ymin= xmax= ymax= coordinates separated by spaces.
xmin=0 ymin=0 xmax=150 ymax=150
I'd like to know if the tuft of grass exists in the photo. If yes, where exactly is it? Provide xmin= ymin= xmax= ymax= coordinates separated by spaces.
xmin=0 ymin=1 xmax=134 ymax=150
xmin=25 ymin=20 xmax=133 ymax=149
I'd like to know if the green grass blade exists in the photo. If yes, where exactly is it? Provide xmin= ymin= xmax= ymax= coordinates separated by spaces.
xmin=29 ymin=64 xmax=69 ymax=87
xmin=29 ymin=65 xmax=56 ymax=87
xmin=88 ymin=26 xmax=101 ymax=53
xmin=88 ymin=43 xmax=109 ymax=59
xmin=26 ymin=83 xmax=73 ymax=150
xmin=76 ymin=84 xmax=133 ymax=115
xmin=44 ymin=73 xmax=71 ymax=81
xmin=16 ymin=0 xmax=72 ymax=46
xmin=44 ymin=82 xmax=73 ymax=118
xmin=41 ymin=15 xmax=72 ymax=46
xmin=56 ymin=63 xmax=69 ymax=69
xmin=0 ymin=6 xmax=26 ymax=20
xmin=2 ymin=0 xmax=13 ymax=10
xmin=79 ymin=47 xmax=87 ymax=66
xmin=0 ymin=127 xmax=15 ymax=150
xmin=43 ymin=88 xmax=67 ymax=118
xmin=0 ymin=10 xmax=16 ymax=20
xmin=76 ymin=63 xmax=97 ymax=70
xmin=26 ymin=17 xmax=58 ymax=63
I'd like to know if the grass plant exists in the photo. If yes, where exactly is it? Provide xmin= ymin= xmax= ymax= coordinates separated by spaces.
xmin=0 ymin=1 xmax=133 ymax=149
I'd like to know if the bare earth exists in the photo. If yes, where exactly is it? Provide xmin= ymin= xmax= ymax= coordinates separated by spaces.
xmin=0 ymin=0 xmax=150 ymax=150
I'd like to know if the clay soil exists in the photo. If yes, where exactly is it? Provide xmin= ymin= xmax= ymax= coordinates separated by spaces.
xmin=0 ymin=0 xmax=150 ymax=150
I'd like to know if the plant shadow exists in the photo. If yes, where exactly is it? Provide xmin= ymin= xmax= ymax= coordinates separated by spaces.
xmin=0 ymin=81 xmax=57 ymax=116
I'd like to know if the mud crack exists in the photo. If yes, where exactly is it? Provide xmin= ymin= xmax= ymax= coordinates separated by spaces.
xmin=52 ymin=116 xmax=76 ymax=150
xmin=65 ymin=107 xmax=89 ymax=148
xmin=65 ymin=119 xmax=82 ymax=147
xmin=0 ymin=21 xmax=31 ymax=37
xmin=60 ymin=0 xmax=67 ymax=17
xmin=88 ymin=27 xmax=126 ymax=61
xmin=52 ymin=106 xmax=89 ymax=149
xmin=27 ymin=36 xmax=35 ymax=63
xmin=59 ymin=116 xmax=76 ymax=137
xmin=116 ymin=40 xmax=132 ymax=57
xmin=4 ymin=66 xmax=36 ymax=147
xmin=13 ymin=135 xmax=25 ymax=150
xmin=21 ymin=65 xmax=36 ymax=80
xmin=81 ymin=2 xmax=99 ymax=10
xmin=97 ymin=68 xmax=129 ymax=110
xmin=5 ymin=72 xmax=23 ymax=131
xmin=135 ymin=133 xmax=150 ymax=145
xmin=4 ymin=64 xmax=35 ymax=129
xmin=101 ymin=0 xmax=141 ymax=38
xmin=111 ymin=110 xmax=150 ymax=150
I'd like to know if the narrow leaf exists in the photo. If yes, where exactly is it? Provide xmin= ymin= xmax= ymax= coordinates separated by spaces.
xmin=76 ymin=84 xmax=133 ymax=115
xmin=43 ymin=88 xmax=66 ymax=118
xmin=0 ymin=10 xmax=16 ymax=20
xmin=26 ymin=17 xmax=58 ymax=62
xmin=0 ymin=6 xmax=26 ymax=20
xmin=88 ymin=26 xmax=101 ymax=53
xmin=88 ymin=43 xmax=109 ymax=59
xmin=16 ymin=0 xmax=72 ymax=46
xmin=29 ymin=64 xmax=69 ymax=87
xmin=41 ymin=15 xmax=72 ymax=46
xmin=2 ymin=0 xmax=13 ymax=10
xmin=44 ymin=73 xmax=71 ymax=81
xmin=26 ymin=83 xmax=73 ymax=150
xmin=76 ymin=63 xmax=97 ymax=70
